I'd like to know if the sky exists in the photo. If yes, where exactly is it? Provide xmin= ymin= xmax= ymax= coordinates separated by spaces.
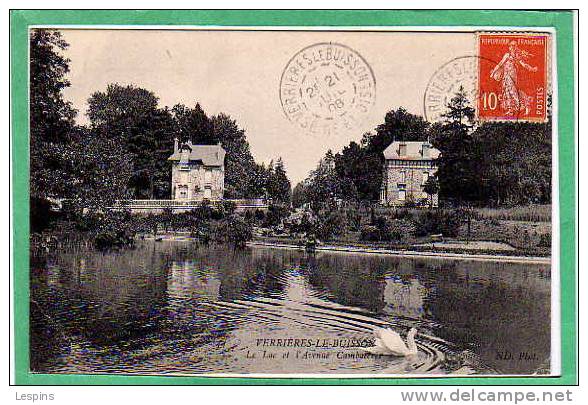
xmin=59 ymin=29 xmax=473 ymax=184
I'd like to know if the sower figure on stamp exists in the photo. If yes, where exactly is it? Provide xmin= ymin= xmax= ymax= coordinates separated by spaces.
xmin=489 ymin=40 xmax=538 ymax=117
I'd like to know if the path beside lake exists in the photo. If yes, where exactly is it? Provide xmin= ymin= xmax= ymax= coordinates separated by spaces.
xmin=246 ymin=241 xmax=551 ymax=265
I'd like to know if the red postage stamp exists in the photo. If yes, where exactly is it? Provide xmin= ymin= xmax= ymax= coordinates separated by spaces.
xmin=477 ymin=33 xmax=549 ymax=122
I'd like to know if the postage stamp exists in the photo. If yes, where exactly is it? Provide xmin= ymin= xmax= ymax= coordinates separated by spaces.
xmin=279 ymin=42 xmax=376 ymax=136
xmin=477 ymin=33 xmax=549 ymax=122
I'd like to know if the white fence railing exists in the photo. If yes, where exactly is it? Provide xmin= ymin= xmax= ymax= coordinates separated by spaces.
xmin=113 ymin=198 xmax=268 ymax=210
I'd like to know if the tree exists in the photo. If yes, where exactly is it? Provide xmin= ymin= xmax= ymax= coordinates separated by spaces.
xmin=150 ymin=107 xmax=176 ymax=199
xmin=423 ymin=176 xmax=440 ymax=208
xmin=471 ymin=121 xmax=551 ymax=205
xmin=304 ymin=150 xmax=342 ymax=210
xmin=222 ymin=214 xmax=253 ymax=248
xmin=211 ymin=113 xmax=265 ymax=199
xmin=172 ymin=103 xmax=215 ymax=144
xmin=29 ymin=29 xmax=77 ymax=202
xmin=87 ymin=84 xmax=173 ymax=199
xmin=266 ymin=158 xmax=292 ymax=204
xmin=372 ymin=107 xmax=430 ymax=149
xmin=333 ymin=141 xmax=365 ymax=202
xmin=314 ymin=209 xmax=348 ymax=240
xmin=430 ymin=86 xmax=477 ymax=204
xmin=291 ymin=182 xmax=308 ymax=208
xmin=66 ymin=127 xmax=133 ymax=212
xmin=431 ymin=86 xmax=551 ymax=206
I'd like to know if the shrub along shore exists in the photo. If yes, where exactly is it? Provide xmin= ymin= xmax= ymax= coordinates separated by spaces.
xmin=256 ymin=204 xmax=551 ymax=258
xmin=32 ymin=201 xmax=551 ymax=260
xmin=41 ymin=204 xmax=549 ymax=259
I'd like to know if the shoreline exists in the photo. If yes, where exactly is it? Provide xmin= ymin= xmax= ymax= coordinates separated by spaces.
xmin=246 ymin=241 xmax=551 ymax=265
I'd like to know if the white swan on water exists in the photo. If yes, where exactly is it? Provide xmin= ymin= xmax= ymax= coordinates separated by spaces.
xmin=363 ymin=327 xmax=418 ymax=356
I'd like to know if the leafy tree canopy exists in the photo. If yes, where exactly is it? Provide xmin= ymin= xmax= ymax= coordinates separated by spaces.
xmin=30 ymin=29 xmax=77 ymax=200
xmin=299 ymin=89 xmax=551 ymax=209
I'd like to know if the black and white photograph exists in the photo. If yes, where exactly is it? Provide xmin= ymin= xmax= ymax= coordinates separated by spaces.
xmin=29 ymin=27 xmax=556 ymax=377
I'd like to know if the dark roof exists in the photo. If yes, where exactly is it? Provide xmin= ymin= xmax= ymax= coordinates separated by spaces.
xmin=383 ymin=141 xmax=440 ymax=161
xmin=168 ymin=142 xmax=226 ymax=166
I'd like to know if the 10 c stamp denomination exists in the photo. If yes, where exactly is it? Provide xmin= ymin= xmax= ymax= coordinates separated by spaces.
xmin=280 ymin=42 xmax=376 ymax=136
xmin=477 ymin=33 xmax=549 ymax=122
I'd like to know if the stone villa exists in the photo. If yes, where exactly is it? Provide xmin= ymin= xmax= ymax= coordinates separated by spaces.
xmin=168 ymin=139 xmax=226 ymax=201
xmin=380 ymin=141 xmax=441 ymax=207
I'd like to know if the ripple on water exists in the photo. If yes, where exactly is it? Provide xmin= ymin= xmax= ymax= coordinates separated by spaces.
xmin=33 ymin=243 xmax=546 ymax=375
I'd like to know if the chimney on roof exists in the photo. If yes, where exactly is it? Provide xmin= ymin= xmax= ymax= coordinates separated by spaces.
xmin=174 ymin=137 xmax=179 ymax=154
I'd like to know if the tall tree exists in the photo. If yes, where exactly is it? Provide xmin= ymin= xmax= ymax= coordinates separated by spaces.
xmin=291 ymin=182 xmax=308 ymax=208
xmin=66 ymin=127 xmax=133 ymax=212
xmin=334 ymin=140 xmax=379 ymax=202
xmin=172 ymin=103 xmax=215 ymax=144
xmin=266 ymin=158 xmax=292 ymax=204
xmin=150 ymin=107 xmax=176 ymax=199
xmin=211 ymin=113 xmax=263 ymax=199
xmin=471 ymin=121 xmax=551 ymax=205
xmin=372 ymin=107 xmax=430 ymax=148
xmin=87 ymin=84 xmax=173 ymax=198
xmin=304 ymin=150 xmax=342 ymax=210
xmin=29 ymin=29 xmax=77 ymax=201
xmin=430 ymin=86 xmax=477 ymax=204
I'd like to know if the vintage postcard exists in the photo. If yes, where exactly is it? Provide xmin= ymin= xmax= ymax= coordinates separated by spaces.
xmin=22 ymin=19 xmax=566 ymax=381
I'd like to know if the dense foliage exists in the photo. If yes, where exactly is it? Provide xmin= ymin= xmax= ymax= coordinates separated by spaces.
xmin=86 ymin=85 xmax=292 ymax=202
xmin=295 ymin=88 xmax=551 ymax=208
xmin=30 ymin=30 xmax=132 ymax=231
xmin=30 ymin=29 xmax=291 ymax=238
xmin=30 ymin=30 xmax=77 ymax=201
xmin=431 ymin=87 xmax=552 ymax=206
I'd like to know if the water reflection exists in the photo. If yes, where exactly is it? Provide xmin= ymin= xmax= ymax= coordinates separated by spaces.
xmin=384 ymin=277 xmax=429 ymax=319
xmin=30 ymin=241 xmax=551 ymax=375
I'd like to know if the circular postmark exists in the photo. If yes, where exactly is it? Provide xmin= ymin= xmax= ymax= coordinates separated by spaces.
xmin=424 ymin=55 xmax=512 ymax=123
xmin=279 ymin=43 xmax=376 ymax=136
xmin=424 ymin=56 xmax=480 ymax=123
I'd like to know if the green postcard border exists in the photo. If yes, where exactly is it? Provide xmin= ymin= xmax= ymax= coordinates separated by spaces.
xmin=10 ymin=9 xmax=577 ymax=386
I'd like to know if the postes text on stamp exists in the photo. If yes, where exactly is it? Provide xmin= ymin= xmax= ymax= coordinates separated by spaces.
xmin=279 ymin=43 xmax=376 ymax=136
xmin=477 ymin=33 xmax=549 ymax=122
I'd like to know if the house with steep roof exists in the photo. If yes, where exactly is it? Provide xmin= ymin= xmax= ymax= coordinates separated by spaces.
xmin=168 ymin=139 xmax=226 ymax=201
xmin=380 ymin=141 xmax=441 ymax=207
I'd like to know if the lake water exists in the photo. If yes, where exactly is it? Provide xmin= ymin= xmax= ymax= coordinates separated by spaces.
xmin=30 ymin=240 xmax=551 ymax=376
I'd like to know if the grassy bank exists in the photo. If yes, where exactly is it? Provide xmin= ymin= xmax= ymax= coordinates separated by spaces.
xmin=374 ymin=204 xmax=551 ymax=222
xmin=258 ymin=204 xmax=552 ymax=257
xmin=32 ymin=203 xmax=552 ymax=259
xmin=470 ymin=205 xmax=551 ymax=222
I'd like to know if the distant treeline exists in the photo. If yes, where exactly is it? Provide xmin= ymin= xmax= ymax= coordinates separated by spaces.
xmin=30 ymin=29 xmax=291 ymax=231
xmin=294 ymin=89 xmax=551 ymax=208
